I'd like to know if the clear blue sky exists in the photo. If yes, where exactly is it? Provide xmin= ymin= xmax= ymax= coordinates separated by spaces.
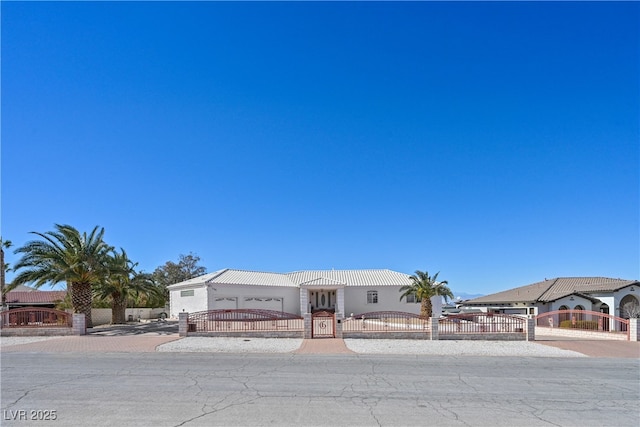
xmin=1 ymin=2 xmax=638 ymax=296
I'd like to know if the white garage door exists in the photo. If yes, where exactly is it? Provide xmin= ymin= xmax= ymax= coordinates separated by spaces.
xmin=243 ymin=297 xmax=283 ymax=311
xmin=214 ymin=297 xmax=238 ymax=309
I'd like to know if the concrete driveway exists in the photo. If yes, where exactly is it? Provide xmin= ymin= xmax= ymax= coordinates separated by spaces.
xmin=89 ymin=320 xmax=179 ymax=336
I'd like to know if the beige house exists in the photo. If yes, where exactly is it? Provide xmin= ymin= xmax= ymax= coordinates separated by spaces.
xmin=462 ymin=277 xmax=639 ymax=318
xmin=168 ymin=268 xmax=420 ymax=318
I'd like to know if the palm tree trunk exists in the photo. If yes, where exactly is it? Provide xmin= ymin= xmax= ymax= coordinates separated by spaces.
xmin=112 ymin=294 xmax=127 ymax=324
xmin=71 ymin=281 xmax=93 ymax=328
xmin=1 ymin=247 xmax=5 ymax=307
xmin=420 ymin=298 xmax=433 ymax=318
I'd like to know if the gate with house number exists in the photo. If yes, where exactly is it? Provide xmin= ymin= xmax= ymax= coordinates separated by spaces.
xmin=312 ymin=310 xmax=335 ymax=338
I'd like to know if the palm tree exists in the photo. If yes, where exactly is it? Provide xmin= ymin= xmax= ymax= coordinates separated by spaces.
xmin=399 ymin=270 xmax=453 ymax=318
xmin=95 ymin=249 xmax=162 ymax=324
xmin=126 ymin=272 xmax=166 ymax=309
xmin=1 ymin=238 xmax=13 ymax=308
xmin=12 ymin=224 xmax=112 ymax=327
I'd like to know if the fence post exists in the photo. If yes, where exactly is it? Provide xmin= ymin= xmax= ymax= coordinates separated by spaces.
xmin=334 ymin=313 xmax=343 ymax=339
xmin=526 ymin=316 xmax=535 ymax=341
xmin=430 ymin=317 xmax=439 ymax=340
xmin=72 ymin=313 xmax=86 ymax=336
xmin=303 ymin=313 xmax=312 ymax=339
xmin=630 ymin=318 xmax=639 ymax=342
xmin=179 ymin=312 xmax=189 ymax=337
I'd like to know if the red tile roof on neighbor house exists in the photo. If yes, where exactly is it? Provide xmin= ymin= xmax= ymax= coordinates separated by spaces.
xmin=5 ymin=291 xmax=67 ymax=305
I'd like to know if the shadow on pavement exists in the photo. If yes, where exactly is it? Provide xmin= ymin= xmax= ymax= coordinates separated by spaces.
xmin=89 ymin=320 xmax=178 ymax=336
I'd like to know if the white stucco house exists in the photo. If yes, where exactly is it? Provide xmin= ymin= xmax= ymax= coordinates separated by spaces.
xmin=167 ymin=268 xmax=421 ymax=318
xmin=461 ymin=277 xmax=639 ymax=318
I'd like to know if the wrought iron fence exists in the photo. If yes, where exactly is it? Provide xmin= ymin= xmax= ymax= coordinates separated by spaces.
xmin=0 ymin=307 xmax=72 ymax=328
xmin=342 ymin=311 xmax=430 ymax=333
xmin=535 ymin=310 xmax=629 ymax=335
xmin=188 ymin=309 xmax=304 ymax=333
xmin=439 ymin=313 xmax=526 ymax=335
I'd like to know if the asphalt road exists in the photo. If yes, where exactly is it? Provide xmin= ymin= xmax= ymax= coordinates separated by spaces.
xmin=1 ymin=352 xmax=638 ymax=427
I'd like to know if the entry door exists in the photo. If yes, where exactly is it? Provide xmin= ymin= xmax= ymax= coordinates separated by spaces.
xmin=313 ymin=290 xmax=333 ymax=310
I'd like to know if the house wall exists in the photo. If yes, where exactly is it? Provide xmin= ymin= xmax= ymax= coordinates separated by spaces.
xmin=611 ymin=287 xmax=639 ymax=317
xmin=344 ymin=286 xmax=421 ymax=316
xmin=90 ymin=307 xmax=169 ymax=325
xmin=170 ymin=285 xmax=208 ymax=318
xmin=459 ymin=303 xmax=540 ymax=316
xmin=549 ymin=295 xmax=594 ymax=312
xmin=207 ymin=284 xmax=300 ymax=314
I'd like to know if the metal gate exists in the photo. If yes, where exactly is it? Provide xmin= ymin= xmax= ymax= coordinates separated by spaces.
xmin=312 ymin=311 xmax=335 ymax=338
xmin=535 ymin=309 xmax=630 ymax=340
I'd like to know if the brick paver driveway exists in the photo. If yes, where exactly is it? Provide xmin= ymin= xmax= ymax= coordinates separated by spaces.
xmin=1 ymin=321 xmax=180 ymax=353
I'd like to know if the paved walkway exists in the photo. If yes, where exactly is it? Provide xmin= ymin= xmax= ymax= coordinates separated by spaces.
xmin=294 ymin=338 xmax=355 ymax=354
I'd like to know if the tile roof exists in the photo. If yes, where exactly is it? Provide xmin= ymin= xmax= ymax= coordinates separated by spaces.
xmin=466 ymin=277 xmax=638 ymax=304
xmin=166 ymin=270 xmax=226 ymax=289
xmin=538 ymin=277 xmax=637 ymax=302
xmin=287 ymin=269 xmax=412 ymax=286
xmin=207 ymin=269 xmax=297 ymax=287
xmin=5 ymin=291 xmax=67 ymax=305
xmin=465 ymin=280 xmax=553 ymax=304
xmin=298 ymin=277 xmax=347 ymax=286
xmin=168 ymin=268 xmax=413 ymax=288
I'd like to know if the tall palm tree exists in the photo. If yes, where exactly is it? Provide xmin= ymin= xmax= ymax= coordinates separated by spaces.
xmin=95 ymin=249 xmax=162 ymax=324
xmin=12 ymin=224 xmax=112 ymax=327
xmin=1 ymin=238 xmax=13 ymax=308
xmin=399 ymin=270 xmax=453 ymax=318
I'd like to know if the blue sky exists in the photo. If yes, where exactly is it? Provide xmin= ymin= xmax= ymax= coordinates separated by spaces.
xmin=1 ymin=2 xmax=638 ymax=296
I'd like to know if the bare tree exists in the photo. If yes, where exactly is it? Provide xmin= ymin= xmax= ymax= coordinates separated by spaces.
xmin=622 ymin=302 xmax=640 ymax=319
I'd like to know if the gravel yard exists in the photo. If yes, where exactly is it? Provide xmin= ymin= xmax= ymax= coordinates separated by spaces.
xmin=157 ymin=337 xmax=303 ymax=353
xmin=0 ymin=336 xmax=65 ymax=347
xmin=344 ymin=339 xmax=587 ymax=357
xmin=156 ymin=337 xmax=587 ymax=357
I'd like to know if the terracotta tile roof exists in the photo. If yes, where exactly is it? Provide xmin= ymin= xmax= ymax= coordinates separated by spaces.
xmin=5 ymin=291 xmax=67 ymax=305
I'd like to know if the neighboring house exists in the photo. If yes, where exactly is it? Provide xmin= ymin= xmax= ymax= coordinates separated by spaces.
xmin=462 ymin=277 xmax=639 ymax=318
xmin=168 ymin=268 xmax=420 ymax=318
xmin=4 ymin=290 xmax=67 ymax=309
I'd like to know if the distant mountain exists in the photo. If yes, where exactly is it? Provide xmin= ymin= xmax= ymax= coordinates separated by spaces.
xmin=451 ymin=292 xmax=484 ymax=301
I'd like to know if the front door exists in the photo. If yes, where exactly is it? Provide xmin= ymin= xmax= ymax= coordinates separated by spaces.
xmin=312 ymin=310 xmax=335 ymax=338
xmin=310 ymin=290 xmax=335 ymax=311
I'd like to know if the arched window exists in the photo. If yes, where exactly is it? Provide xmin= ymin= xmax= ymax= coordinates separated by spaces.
xmin=573 ymin=305 xmax=585 ymax=321
xmin=619 ymin=294 xmax=640 ymax=319
xmin=558 ymin=305 xmax=570 ymax=323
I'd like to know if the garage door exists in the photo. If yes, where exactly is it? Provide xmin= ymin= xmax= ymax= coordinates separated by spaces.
xmin=243 ymin=297 xmax=283 ymax=311
xmin=214 ymin=297 xmax=238 ymax=309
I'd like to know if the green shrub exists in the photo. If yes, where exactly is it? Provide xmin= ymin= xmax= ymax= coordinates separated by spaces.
xmin=559 ymin=320 xmax=599 ymax=329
